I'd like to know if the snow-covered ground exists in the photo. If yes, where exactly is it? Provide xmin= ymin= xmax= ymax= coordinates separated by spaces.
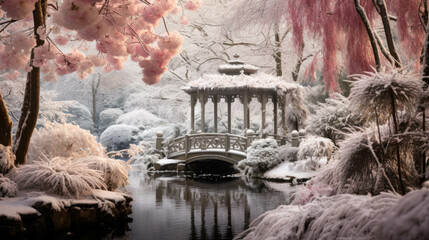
xmin=263 ymin=157 xmax=328 ymax=181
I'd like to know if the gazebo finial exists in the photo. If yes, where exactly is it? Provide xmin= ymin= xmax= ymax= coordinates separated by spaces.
xmin=218 ymin=54 xmax=258 ymax=75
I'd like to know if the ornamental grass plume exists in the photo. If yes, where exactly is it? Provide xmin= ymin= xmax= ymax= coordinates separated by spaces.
xmin=349 ymin=68 xmax=422 ymax=123
xmin=10 ymin=157 xmax=107 ymax=198
xmin=0 ymin=174 xmax=18 ymax=197
xmin=75 ymin=156 xmax=129 ymax=191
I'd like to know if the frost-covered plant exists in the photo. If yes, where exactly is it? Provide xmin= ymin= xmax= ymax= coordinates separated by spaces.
xmin=307 ymin=93 xmax=364 ymax=145
xmin=292 ymin=182 xmax=334 ymax=205
xmin=349 ymin=68 xmax=423 ymax=194
xmin=297 ymin=136 xmax=336 ymax=161
xmin=10 ymin=158 xmax=107 ymax=198
xmin=0 ymin=174 xmax=18 ymax=197
xmin=238 ymin=138 xmax=281 ymax=177
xmin=28 ymin=122 xmax=104 ymax=163
xmin=277 ymin=144 xmax=299 ymax=162
xmin=75 ymin=156 xmax=129 ymax=190
xmin=333 ymin=126 xmax=418 ymax=194
xmin=376 ymin=189 xmax=429 ymax=239
xmin=285 ymin=88 xmax=308 ymax=131
xmin=126 ymin=142 xmax=162 ymax=170
xmin=349 ymin=68 xmax=422 ymax=123
xmin=0 ymin=144 xmax=15 ymax=174
xmin=236 ymin=192 xmax=400 ymax=240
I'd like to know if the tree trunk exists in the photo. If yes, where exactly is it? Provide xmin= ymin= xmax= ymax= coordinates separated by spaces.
xmin=0 ymin=91 xmax=12 ymax=147
xmin=390 ymin=90 xmax=405 ymax=194
xmin=374 ymin=0 xmax=402 ymax=68
xmin=354 ymin=0 xmax=381 ymax=71
xmin=13 ymin=0 xmax=47 ymax=165
xmin=422 ymin=20 xmax=429 ymax=86
xmin=273 ymin=28 xmax=282 ymax=77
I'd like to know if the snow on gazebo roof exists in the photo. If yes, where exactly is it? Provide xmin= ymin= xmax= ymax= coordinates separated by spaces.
xmin=183 ymin=72 xmax=301 ymax=95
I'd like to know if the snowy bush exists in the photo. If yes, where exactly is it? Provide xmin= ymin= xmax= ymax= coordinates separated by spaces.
xmin=236 ymin=192 xmax=400 ymax=240
xmin=99 ymin=108 xmax=123 ymax=133
xmin=64 ymin=102 xmax=94 ymax=132
xmin=333 ymin=126 xmax=418 ymax=194
xmin=126 ymin=142 xmax=162 ymax=170
xmin=307 ymin=93 xmax=364 ymax=145
xmin=0 ymin=174 xmax=18 ymax=197
xmin=349 ymin=68 xmax=422 ymax=123
xmin=297 ymin=136 xmax=336 ymax=161
xmin=75 ymin=156 xmax=129 ymax=190
xmin=28 ymin=122 xmax=104 ymax=163
xmin=238 ymin=138 xmax=281 ymax=177
xmin=0 ymin=144 xmax=14 ymax=174
xmin=116 ymin=109 xmax=167 ymax=128
xmin=277 ymin=144 xmax=299 ymax=162
xmin=10 ymin=158 xmax=107 ymax=198
xmin=377 ymin=189 xmax=429 ymax=239
xmin=100 ymin=124 xmax=140 ymax=151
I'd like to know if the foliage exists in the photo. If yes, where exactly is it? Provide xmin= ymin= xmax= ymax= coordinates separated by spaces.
xmin=28 ymin=122 xmax=104 ymax=163
xmin=0 ymin=174 xmax=18 ymax=197
xmin=75 ymin=156 xmax=129 ymax=191
xmin=236 ymin=192 xmax=400 ymax=240
xmin=10 ymin=157 xmax=107 ymax=198
xmin=126 ymin=142 xmax=162 ymax=170
xmin=100 ymin=124 xmax=140 ymax=151
xmin=0 ymin=144 xmax=14 ymax=174
xmin=238 ymin=138 xmax=281 ymax=177
xmin=349 ymin=68 xmax=423 ymax=123
xmin=277 ymin=144 xmax=298 ymax=162
xmin=307 ymin=93 xmax=365 ymax=145
xmin=297 ymin=136 xmax=336 ymax=161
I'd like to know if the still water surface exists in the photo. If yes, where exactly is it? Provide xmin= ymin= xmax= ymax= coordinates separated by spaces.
xmin=127 ymin=171 xmax=296 ymax=240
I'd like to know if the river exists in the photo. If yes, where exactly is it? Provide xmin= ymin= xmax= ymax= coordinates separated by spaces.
xmin=126 ymin=171 xmax=296 ymax=240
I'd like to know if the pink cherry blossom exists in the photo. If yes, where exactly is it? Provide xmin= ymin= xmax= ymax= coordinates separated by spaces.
xmin=184 ymin=1 xmax=201 ymax=11
xmin=0 ymin=0 xmax=38 ymax=20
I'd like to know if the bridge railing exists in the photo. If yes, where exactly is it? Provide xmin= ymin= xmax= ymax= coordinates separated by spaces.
xmin=163 ymin=133 xmax=248 ymax=157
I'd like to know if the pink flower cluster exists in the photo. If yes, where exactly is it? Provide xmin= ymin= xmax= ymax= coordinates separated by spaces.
xmin=0 ymin=0 xmax=38 ymax=20
xmin=0 ymin=0 xmax=199 ymax=83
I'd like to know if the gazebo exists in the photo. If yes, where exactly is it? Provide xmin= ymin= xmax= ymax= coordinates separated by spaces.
xmin=183 ymin=55 xmax=302 ymax=137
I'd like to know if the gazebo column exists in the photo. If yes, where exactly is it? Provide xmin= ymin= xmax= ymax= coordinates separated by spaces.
xmin=243 ymin=92 xmax=249 ymax=130
xmin=212 ymin=95 xmax=219 ymax=133
xmin=190 ymin=94 xmax=197 ymax=133
xmin=226 ymin=95 xmax=234 ymax=133
xmin=273 ymin=94 xmax=278 ymax=135
xmin=279 ymin=95 xmax=287 ymax=135
xmin=259 ymin=94 xmax=267 ymax=135
xmin=200 ymin=95 xmax=208 ymax=133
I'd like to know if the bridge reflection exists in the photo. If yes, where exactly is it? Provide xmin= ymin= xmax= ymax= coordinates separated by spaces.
xmin=133 ymin=173 xmax=294 ymax=240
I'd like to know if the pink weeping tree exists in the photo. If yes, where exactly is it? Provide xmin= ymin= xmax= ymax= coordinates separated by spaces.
xmin=285 ymin=0 xmax=427 ymax=92
xmin=0 ymin=0 xmax=200 ymax=165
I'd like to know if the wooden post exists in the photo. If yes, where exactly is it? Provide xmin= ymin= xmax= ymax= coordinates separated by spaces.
xmin=273 ymin=93 xmax=278 ymax=135
xmin=213 ymin=95 xmax=218 ymax=133
xmin=226 ymin=95 xmax=233 ymax=133
xmin=225 ymin=134 xmax=230 ymax=153
xmin=184 ymin=134 xmax=189 ymax=159
xmin=200 ymin=95 xmax=207 ymax=133
xmin=190 ymin=94 xmax=197 ymax=133
xmin=280 ymin=95 xmax=287 ymax=135
xmin=291 ymin=130 xmax=299 ymax=147
xmin=259 ymin=94 xmax=267 ymax=136
xmin=243 ymin=91 xmax=249 ymax=130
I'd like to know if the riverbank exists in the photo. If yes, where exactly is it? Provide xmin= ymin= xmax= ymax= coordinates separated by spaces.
xmin=0 ymin=189 xmax=132 ymax=238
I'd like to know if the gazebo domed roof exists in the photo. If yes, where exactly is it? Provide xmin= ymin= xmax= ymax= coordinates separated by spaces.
xmin=218 ymin=54 xmax=258 ymax=76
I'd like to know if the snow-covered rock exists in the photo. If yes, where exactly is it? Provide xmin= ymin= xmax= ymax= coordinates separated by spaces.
xmin=99 ymin=108 xmax=123 ymax=133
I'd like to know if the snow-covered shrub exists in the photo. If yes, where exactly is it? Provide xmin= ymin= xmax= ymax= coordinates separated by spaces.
xmin=237 ymin=192 xmax=400 ymax=240
xmin=297 ymin=136 xmax=336 ymax=160
xmin=99 ymin=108 xmax=123 ymax=133
xmin=307 ymin=93 xmax=364 ymax=145
xmin=10 ymin=158 xmax=106 ymax=198
xmin=349 ymin=68 xmax=422 ymax=123
xmin=116 ymin=109 xmax=167 ymax=128
xmin=333 ymin=126 xmax=418 ymax=194
xmin=377 ymin=189 xmax=429 ymax=239
xmin=28 ymin=122 xmax=104 ymax=163
xmin=277 ymin=144 xmax=298 ymax=162
xmin=100 ymin=124 xmax=140 ymax=151
xmin=75 ymin=156 xmax=129 ymax=190
xmin=64 ymin=102 xmax=94 ymax=132
xmin=0 ymin=174 xmax=18 ymax=197
xmin=126 ymin=142 xmax=162 ymax=170
xmin=238 ymin=138 xmax=281 ymax=177
xmin=0 ymin=144 xmax=14 ymax=174
xmin=292 ymin=182 xmax=334 ymax=205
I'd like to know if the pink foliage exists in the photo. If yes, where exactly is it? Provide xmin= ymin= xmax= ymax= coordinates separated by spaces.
xmin=184 ymin=1 xmax=201 ymax=11
xmin=288 ymin=0 xmax=423 ymax=93
xmin=0 ymin=0 xmax=198 ymax=85
xmin=293 ymin=182 xmax=335 ymax=205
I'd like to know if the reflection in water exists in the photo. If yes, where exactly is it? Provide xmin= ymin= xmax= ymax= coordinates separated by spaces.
xmin=128 ymin=171 xmax=296 ymax=240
